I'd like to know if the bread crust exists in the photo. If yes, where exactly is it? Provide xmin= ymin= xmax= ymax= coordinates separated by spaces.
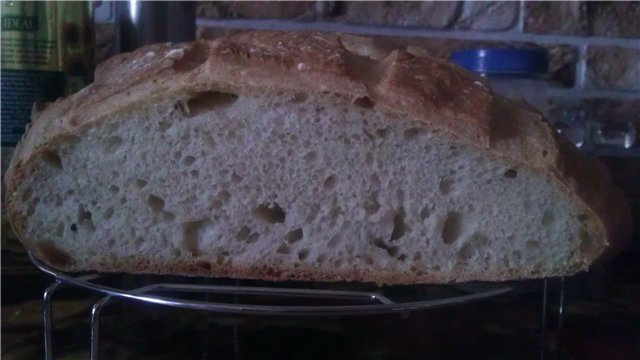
xmin=5 ymin=31 xmax=631 ymax=283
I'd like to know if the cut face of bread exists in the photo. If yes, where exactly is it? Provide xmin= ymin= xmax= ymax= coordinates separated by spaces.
xmin=7 ymin=92 xmax=613 ymax=283
xmin=5 ymin=31 xmax=629 ymax=284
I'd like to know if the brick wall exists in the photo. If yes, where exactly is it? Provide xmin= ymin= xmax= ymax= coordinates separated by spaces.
xmin=194 ymin=1 xmax=639 ymax=136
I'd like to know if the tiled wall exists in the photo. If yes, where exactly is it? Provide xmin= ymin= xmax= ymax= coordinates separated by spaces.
xmin=193 ymin=1 xmax=639 ymax=130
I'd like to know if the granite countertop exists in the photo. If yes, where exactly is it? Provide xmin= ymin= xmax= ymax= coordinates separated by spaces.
xmin=2 ymin=245 xmax=639 ymax=360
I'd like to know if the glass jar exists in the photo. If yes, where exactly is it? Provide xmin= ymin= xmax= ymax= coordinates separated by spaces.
xmin=450 ymin=48 xmax=549 ymax=114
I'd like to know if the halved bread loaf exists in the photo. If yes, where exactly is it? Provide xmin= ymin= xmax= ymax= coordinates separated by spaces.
xmin=5 ymin=31 xmax=630 ymax=284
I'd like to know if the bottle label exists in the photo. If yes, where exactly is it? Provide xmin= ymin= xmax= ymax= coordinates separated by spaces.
xmin=1 ymin=70 xmax=65 ymax=146
xmin=0 ymin=1 xmax=93 ymax=145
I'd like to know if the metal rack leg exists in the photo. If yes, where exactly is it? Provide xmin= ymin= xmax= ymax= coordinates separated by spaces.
xmin=90 ymin=297 xmax=113 ymax=360
xmin=557 ymin=277 xmax=565 ymax=331
xmin=43 ymin=280 xmax=64 ymax=360
xmin=539 ymin=279 xmax=548 ymax=360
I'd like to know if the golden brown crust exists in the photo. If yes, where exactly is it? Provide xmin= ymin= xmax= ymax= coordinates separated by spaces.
xmin=5 ymin=30 xmax=631 ymax=283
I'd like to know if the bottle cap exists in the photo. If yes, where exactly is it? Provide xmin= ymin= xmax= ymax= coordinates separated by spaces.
xmin=450 ymin=48 xmax=548 ymax=76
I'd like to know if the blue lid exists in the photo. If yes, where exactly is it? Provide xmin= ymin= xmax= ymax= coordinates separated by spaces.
xmin=450 ymin=48 xmax=548 ymax=76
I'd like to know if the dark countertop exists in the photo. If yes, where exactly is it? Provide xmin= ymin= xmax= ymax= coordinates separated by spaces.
xmin=2 ymin=248 xmax=639 ymax=360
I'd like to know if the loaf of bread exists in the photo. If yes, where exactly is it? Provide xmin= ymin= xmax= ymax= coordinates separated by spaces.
xmin=5 ymin=31 xmax=631 ymax=284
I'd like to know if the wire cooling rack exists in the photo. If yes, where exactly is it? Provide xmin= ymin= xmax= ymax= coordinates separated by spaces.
xmin=29 ymin=252 xmax=563 ymax=360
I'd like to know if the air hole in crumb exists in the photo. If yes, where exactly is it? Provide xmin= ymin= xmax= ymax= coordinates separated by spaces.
xmin=305 ymin=204 xmax=321 ymax=222
xmin=365 ymin=152 xmax=374 ymax=165
xmin=317 ymin=254 xmax=327 ymax=263
xmin=323 ymin=175 xmax=337 ymax=191
xmin=236 ymin=226 xmax=251 ymax=241
xmin=158 ymin=120 xmax=171 ymax=132
xmin=364 ymin=195 xmax=381 ymax=216
xmin=186 ymin=91 xmax=238 ymax=117
xmin=413 ymin=252 xmax=422 ymax=261
xmin=22 ymin=188 xmax=33 ymax=202
xmin=503 ymin=169 xmax=518 ymax=178
xmin=254 ymin=203 xmax=286 ymax=224
xmin=147 ymin=195 xmax=165 ymax=213
xmin=190 ymin=170 xmax=199 ymax=178
xmin=174 ymin=100 xmax=188 ymax=116
xmin=276 ymin=243 xmax=290 ymax=254
xmin=286 ymin=228 xmax=304 ymax=243
xmin=163 ymin=211 xmax=175 ymax=221
xmin=248 ymin=233 xmax=259 ymax=243
xmin=104 ymin=136 xmax=123 ymax=152
xmin=370 ymin=173 xmax=380 ymax=188
xmin=354 ymin=96 xmax=375 ymax=109
xmin=181 ymin=219 xmax=212 ymax=256
xmin=70 ymin=224 xmax=78 ymax=232
xmin=439 ymin=178 xmax=453 ymax=194
xmin=231 ymin=173 xmax=243 ymax=183
xmin=390 ymin=209 xmax=407 ymax=241
xmin=541 ymin=210 xmax=554 ymax=226
xmin=542 ymin=150 xmax=548 ymax=158
xmin=135 ymin=179 xmax=148 ymax=188
xmin=361 ymin=254 xmax=374 ymax=265
xmin=210 ymin=200 xmax=223 ymax=210
xmin=109 ymin=185 xmax=119 ymax=194
xmin=203 ymin=132 xmax=216 ymax=148
xmin=526 ymin=240 xmax=539 ymax=249
xmin=292 ymin=93 xmax=308 ymax=103
xmin=183 ymin=156 xmax=196 ymax=166
xmin=329 ymin=206 xmax=343 ymax=220
xmin=513 ymin=250 xmax=522 ymax=261
xmin=56 ymin=222 xmax=65 ymax=237
xmin=298 ymin=249 xmax=310 ymax=261
xmin=371 ymin=237 xmax=399 ymax=257
xmin=375 ymin=127 xmax=389 ymax=139
xmin=103 ymin=207 xmax=114 ymax=219
xmin=217 ymin=190 xmax=231 ymax=203
xmin=135 ymin=237 xmax=144 ymax=248
xmin=420 ymin=206 xmax=431 ymax=220
xmin=42 ymin=151 xmax=62 ymax=169
xmin=441 ymin=211 xmax=463 ymax=245
xmin=81 ymin=219 xmax=95 ymax=233
xmin=577 ymin=214 xmax=588 ymax=222
xmin=304 ymin=151 xmax=317 ymax=162
xmin=403 ymin=128 xmax=422 ymax=139
xmin=458 ymin=232 xmax=488 ymax=261
xmin=458 ymin=243 xmax=474 ymax=261
xmin=173 ymin=151 xmax=182 ymax=160
xmin=77 ymin=205 xmax=92 ymax=222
